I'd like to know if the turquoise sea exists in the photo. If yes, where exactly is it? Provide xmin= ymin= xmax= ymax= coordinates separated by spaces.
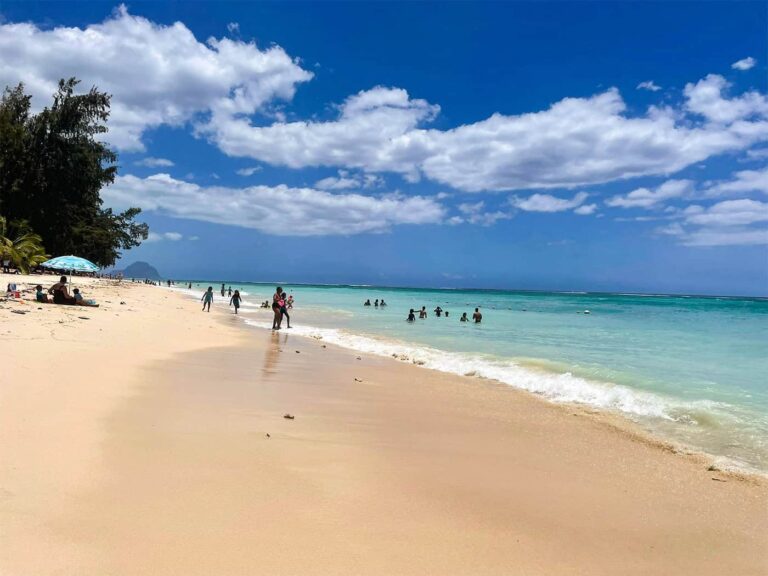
xmin=181 ymin=282 xmax=768 ymax=473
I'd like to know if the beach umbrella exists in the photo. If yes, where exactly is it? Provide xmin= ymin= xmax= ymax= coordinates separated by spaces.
xmin=41 ymin=255 xmax=100 ymax=282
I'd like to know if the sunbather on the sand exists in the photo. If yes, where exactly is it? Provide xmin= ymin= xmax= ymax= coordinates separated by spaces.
xmin=73 ymin=288 xmax=99 ymax=307
xmin=35 ymin=285 xmax=49 ymax=303
xmin=48 ymin=276 xmax=76 ymax=305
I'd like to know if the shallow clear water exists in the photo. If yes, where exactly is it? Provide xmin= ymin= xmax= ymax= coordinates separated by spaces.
xmin=183 ymin=282 xmax=768 ymax=473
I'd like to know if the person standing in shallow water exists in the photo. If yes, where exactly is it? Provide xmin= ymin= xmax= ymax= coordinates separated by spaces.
xmin=229 ymin=290 xmax=242 ymax=314
xmin=220 ymin=283 xmax=226 ymax=297
xmin=201 ymin=286 xmax=214 ymax=312
xmin=272 ymin=286 xmax=283 ymax=330
xmin=473 ymin=307 xmax=482 ymax=323
xmin=279 ymin=290 xmax=292 ymax=329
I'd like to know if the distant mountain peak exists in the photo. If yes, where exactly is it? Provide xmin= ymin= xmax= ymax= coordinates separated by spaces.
xmin=118 ymin=261 xmax=161 ymax=280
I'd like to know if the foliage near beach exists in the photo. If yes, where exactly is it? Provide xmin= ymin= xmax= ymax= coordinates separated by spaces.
xmin=0 ymin=79 xmax=147 ymax=267
xmin=0 ymin=216 xmax=48 ymax=273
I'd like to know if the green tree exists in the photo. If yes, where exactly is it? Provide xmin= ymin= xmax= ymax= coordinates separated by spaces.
xmin=0 ymin=79 xmax=148 ymax=267
xmin=0 ymin=216 xmax=49 ymax=274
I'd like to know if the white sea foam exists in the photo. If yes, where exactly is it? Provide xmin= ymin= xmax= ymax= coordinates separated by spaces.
xmin=241 ymin=318 xmax=714 ymax=423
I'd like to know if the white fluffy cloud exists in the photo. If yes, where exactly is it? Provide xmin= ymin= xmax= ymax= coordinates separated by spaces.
xmin=205 ymin=76 xmax=768 ymax=193
xmin=683 ymin=199 xmax=768 ymax=227
xmin=637 ymin=81 xmax=661 ymax=92
xmin=0 ymin=5 xmax=312 ymax=150
xmin=684 ymin=74 xmax=768 ymax=124
xmin=103 ymin=173 xmax=445 ymax=236
xmin=315 ymin=170 xmax=384 ymax=190
xmin=653 ymin=198 xmax=768 ymax=246
xmin=705 ymin=166 xmax=768 ymax=196
xmin=146 ymin=231 xmax=184 ymax=242
xmin=235 ymin=166 xmax=262 ymax=177
xmin=448 ymin=201 xmax=512 ymax=226
xmin=204 ymin=86 xmax=440 ymax=182
xmin=4 ymin=7 xmax=768 ymax=196
xmin=511 ymin=192 xmax=588 ymax=212
xmin=135 ymin=157 xmax=174 ymax=168
xmin=682 ymin=228 xmax=768 ymax=246
xmin=606 ymin=179 xmax=693 ymax=209
xmin=574 ymin=203 xmax=598 ymax=215
xmin=732 ymin=57 xmax=757 ymax=71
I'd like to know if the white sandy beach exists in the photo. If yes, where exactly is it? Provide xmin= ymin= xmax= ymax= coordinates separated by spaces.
xmin=1 ymin=276 xmax=766 ymax=575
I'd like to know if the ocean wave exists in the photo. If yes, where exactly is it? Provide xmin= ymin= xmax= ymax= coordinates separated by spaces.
xmin=241 ymin=318 xmax=720 ymax=423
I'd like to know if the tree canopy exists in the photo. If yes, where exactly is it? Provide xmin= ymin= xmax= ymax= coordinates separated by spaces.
xmin=0 ymin=79 xmax=148 ymax=267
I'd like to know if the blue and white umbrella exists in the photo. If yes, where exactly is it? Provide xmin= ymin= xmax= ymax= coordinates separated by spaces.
xmin=41 ymin=255 xmax=100 ymax=274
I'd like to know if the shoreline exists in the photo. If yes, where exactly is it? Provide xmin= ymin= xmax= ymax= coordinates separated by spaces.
xmin=2 ymin=277 xmax=766 ymax=575
xmin=174 ymin=285 xmax=768 ymax=478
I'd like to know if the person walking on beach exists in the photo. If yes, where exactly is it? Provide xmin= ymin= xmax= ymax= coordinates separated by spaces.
xmin=473 ymin=307 xmax=482 ymax=323
xmin=272 ymin=286 xmax=283 ymax=330
xmin=202 ymin=286 xmax=214 ymax=312
xmin=228 ymin=286 xmax=232 ymax=297
xmin=229 ymin=290 xmax=242 ymax=314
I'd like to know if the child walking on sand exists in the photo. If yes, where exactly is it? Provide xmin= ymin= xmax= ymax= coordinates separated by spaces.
xmin=202 ymin=286 xmax=214 ymax=312
xmin=229 ymin=290 xmax=242 ymax=314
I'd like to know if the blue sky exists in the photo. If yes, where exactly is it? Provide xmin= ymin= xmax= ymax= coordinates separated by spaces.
xmin=2 ymin=1 xmax=767 ymax=295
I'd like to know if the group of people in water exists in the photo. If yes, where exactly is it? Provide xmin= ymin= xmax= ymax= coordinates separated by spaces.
xmin=363 ymin=298 xmax=482 ymax=324
xmin=405 ymin=305 xmax=482 ymax=323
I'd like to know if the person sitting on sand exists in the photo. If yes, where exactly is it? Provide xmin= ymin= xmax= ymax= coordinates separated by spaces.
xmin=35 ymin=285 xmax=49 ymax=303
xmin=201 ymin=286 xmax=214 ymax=312
xmin=407 ymin=308 xmax=416 ymax=322
xmin=473 ymin=307 xmax=482 ymax=323
xmin=73 ymin=288 xmax=99 ymax=307
xmin=48 ymin=276 xmax=76 ymax=305
xmin=229 ymin=290 xmax=242 ymax=314
xmin=460 ymin=312 xmax=468 ymax=322
xmin=419 ymin=306 xmax=427 ymax=319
